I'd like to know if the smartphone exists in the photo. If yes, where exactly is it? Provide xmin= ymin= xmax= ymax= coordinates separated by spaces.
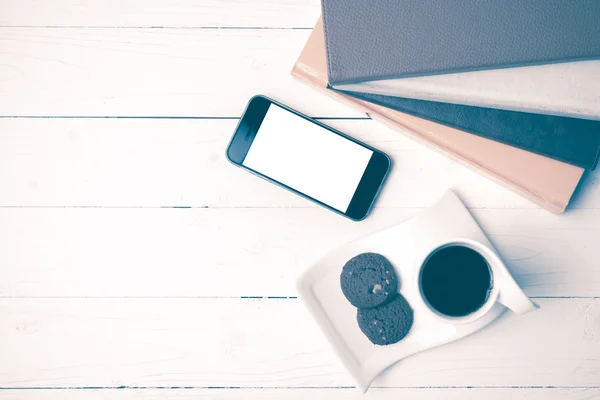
xmin=226 ymin=95 xmax=391 ymax=221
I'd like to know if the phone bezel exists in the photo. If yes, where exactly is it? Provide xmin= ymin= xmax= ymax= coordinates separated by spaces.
xmin=226 ymin=95 xmax=391 ymax=221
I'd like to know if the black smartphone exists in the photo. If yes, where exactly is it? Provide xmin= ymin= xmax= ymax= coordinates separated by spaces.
xmin=226 ymin=95 xmax=391 ymax=221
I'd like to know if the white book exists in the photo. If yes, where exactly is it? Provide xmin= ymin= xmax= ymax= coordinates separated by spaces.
xmin=337 ymin=61 xmax=600 ymax=120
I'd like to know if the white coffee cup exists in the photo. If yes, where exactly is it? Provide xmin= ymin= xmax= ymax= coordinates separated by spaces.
xmin=415 ymin=238 xmax=536 ymax=324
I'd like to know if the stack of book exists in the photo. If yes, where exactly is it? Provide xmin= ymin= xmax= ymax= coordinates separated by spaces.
xmin=292 ymin=0 xmax=600 ymax=213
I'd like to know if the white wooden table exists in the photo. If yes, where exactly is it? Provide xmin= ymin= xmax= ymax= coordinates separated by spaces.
xmin=0 ymin=1 xmax=599 ymax=399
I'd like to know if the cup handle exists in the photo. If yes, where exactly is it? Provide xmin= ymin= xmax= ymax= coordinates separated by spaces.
xmin=496 ymin=272 xmax=539 ymax=315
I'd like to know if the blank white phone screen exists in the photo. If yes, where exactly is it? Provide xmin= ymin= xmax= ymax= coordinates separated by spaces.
xmin=242 ymin=104 xmax=373 ymax=213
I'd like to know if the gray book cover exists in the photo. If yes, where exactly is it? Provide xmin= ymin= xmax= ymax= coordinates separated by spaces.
xmin=322 ymin=0 xmax=600 ymax=84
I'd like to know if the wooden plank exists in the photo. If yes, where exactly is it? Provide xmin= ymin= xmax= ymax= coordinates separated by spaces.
xmin=0 ymin=207 xmax=599 ymax=298
xmin=0 ymin=28 xmax=358 ymax=117
xmin=0 ymin=0 xmax=321 ymax=28
xmin=4 ymin=117 xmax=583 ymax=210
xmin=1 ymin=388 xmax=599 ymax=400
xmin=0 ymin=298 xmax=598 ymax=387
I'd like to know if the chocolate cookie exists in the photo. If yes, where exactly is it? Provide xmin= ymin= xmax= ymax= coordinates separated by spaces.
xmin=357 ymin=294 xmax=414 ymax=346
xmin=340 ymin=252 xmax=398 ymax=309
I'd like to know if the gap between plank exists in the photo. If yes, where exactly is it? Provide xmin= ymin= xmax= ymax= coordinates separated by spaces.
xmin=0 ymin=206 xmax=549 ymax=210
xmin=6 ymin=205 xmax=600 ymax=210
xmin=0 ymin=296 xmax=596 ymax=299
xmin=0 ymin=116 xmax=370 ymax=120
xmin=0 ymin=26 xmax=314 ymax=30
xmin=1 ymin=385 xmax=599 ymax=390
xmin=0 ymin=296 xmax=298 ymax=299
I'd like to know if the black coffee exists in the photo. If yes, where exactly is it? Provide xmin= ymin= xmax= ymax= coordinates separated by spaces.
xmin=420 ymin=245 xmax=492 ymax=317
